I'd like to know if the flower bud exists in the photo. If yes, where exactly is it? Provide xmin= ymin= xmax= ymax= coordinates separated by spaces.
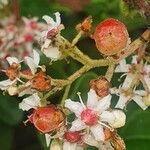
xmin=90 ymin=77 xmax=110 ymax=98
xmin=94 ymin=18 xmax=129 ymax=56
xmin=143 ymin=94 xmax=150 ymax=106
xmin=109 ymin=110 xmax=126 ymax=128
xmin=7 ymin=86 xmax=18 ymax=95
xmin=31 ymin=71 xmax=51 ymax=92
xmin=31 ymin=105 xmax=65 ymax=133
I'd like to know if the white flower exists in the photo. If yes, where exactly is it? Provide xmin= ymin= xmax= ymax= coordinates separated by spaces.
xmin=19 ymin=93 xmax=41 ymax=111
xmin=115 ymin=56 xmax=137 ymax=90
xmin=39 ymin=12 xmax=64 ymax=60
xmin=65 ymin=89 xmax=126 ymax=142
xmin=111 ymin=88 xmax=148 ymax=110
xmin=24 ymin=49 xmax=40 ymax=74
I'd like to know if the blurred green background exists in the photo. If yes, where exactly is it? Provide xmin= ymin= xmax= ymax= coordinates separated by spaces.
xmin=0 ymin=0 xmax=150 ymax=149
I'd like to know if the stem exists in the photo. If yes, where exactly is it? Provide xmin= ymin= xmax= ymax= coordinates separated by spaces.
xmin=105 ymin=63 xmax=115 ymax=82
xmin=43 ymin=29 xmax=150 ymax=100
xmin=12 ymin=0 xmax=21 ymax=22
xmin=61 ymin=84 xmax=71 ymax=107
xmin=71 ymin=31 xmax=83 ymax=46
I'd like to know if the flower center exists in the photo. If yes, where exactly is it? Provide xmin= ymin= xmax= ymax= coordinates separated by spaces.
xmin=64 ymin=131 xmax=82 ymax=143
xmin=81 ymin=108 xmax=98 ymax=126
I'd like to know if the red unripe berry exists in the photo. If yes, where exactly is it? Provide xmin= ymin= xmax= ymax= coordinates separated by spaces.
xmin=64 ymin=131 xmax=82 ymax=143
xmin=31 ymin=106 xmax=64 ymax=133
xmin=94 ymin=18 xmax=129 ymax=56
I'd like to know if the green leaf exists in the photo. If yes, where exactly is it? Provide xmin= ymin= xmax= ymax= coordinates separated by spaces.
xmin=0 ymin=123 xmax=14 ymax=150
xmin=37 ymin=132 xmax=49 ymax=150
xmin=119 ymin=103 xmax=150 ymax=149
xmin=69 ymin=72 xmax=98 ymax=100
xmin=0 ymin=93 xmax=23 ymax=126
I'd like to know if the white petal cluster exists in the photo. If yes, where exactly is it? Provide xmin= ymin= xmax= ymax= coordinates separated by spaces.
xmin=65 ymin=89 xmax=126 ymax=142
xmin=114 ymin=55 xmax=150 ymax=110
xmin=38 ymin=12 xmax=64 ymax=60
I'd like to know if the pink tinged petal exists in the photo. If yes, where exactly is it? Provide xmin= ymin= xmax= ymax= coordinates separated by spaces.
xmin=43 ymin=46 xmax=60 ymax=60
xmin=87 ymin=89 xmax=99 ymax=109
xmin=33 ymin=50 xmax=40 ymax=66
xmin=122 ymin=74 xmax=134 ymax=90
xmin=0 ymin=79 xmax=16 ymax=90
xmin=115 ymin=59 xmax=129 ymax=73
xmin=25 ymin=56 xmax=37 ymax=74
xmin=70 ymin=119 xmax=86 ymax=131
xmin=6 ymin=57 xmax=19 ymax=65
xmin=63 ymin=142 xmax=79 ymax=150
xmin=144 ymin=76 xmax=150 ymax=91
xmin=83 ymin=134 xmax=99 ymax=148
xmin=95 ymin=94 xmax=111 ymax=113
xmin=45 ymin=134 xmax=51 ymax=147
xmin=132 ymin=95 xmax=148 ymax=110
xmin=101 ymin=111 xmax=115 ymax=123
xmin=65 ymin=99 xmax=84 ymax=117
xmin=115 ymin=94 xmax=130 ymax=109
xmin=19 ymin=93 xmax=40 ymax=111
xmin=42 ymin=39 xmax=52 ymax=50
xmin=90 ymin=124 xmax=105 ymax=141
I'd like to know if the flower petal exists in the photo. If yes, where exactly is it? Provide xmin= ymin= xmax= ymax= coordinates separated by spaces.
xmin=43 ymin=46 xmax=60 ymax=60
xmin=132 ymin=95 xmax=148 ymax=110
xmin=6 ymin=57 xmax=19 ymax=65
xmin=99 ymin=141 xmax=114 ymax=150
xmin=83 ymin=134 xmax=99 ymax=147
xmin=131 ymin=55 xmax=138 ymax=64
xmin=65 ymin=99 xmax=83 ymax=117
xmin=115 ymin=59 xmax=130 ymax=73
xmin=55 ymin=12 xmax=61 ymax=26
xmin=122 ymin=74 xmax=134 ymax=90
xmin=134 ymin=90 xmax=147 ymax=96
xmin=45 ymin=134 xmax=51 ymax=147
xmin=144 ymin=75 xmax=150 ymax=91
xmin=95 ymin=94 xmax=111 ymax=113
xmin=0 ymin=79 xmax=16 ymax=90
xmin=87 ymin=89 xmax=99 ymax=109
xmin=19 ymin=93 xmax=40 ymax=111
xmin=115 ymin=94 xmax=130 ymax=109
xmin=63 ymin=142 xmax=81 ymax=150
xmin=41 ymin=39 xmax=52 ymax=50
xmin=69 ymin=118 xmax=86 ymax=131
xmin=25 ymin=56 xmax=36 ymax=74
xmin=33 ymin=49 xmax=40 ymax=67
xmin=90 ymin=124 xmax=105 ymax=141
xmin=101 ymin=111 xmax=115 ymax=123
xmin=42 ymin=15 xmax=55 ymax=26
